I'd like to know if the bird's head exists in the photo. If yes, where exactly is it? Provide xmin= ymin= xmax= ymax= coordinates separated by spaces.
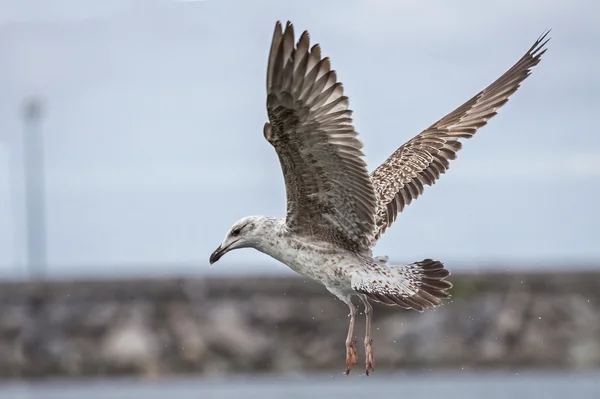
xmin=209 ymin=216 xmax=266 ymax=264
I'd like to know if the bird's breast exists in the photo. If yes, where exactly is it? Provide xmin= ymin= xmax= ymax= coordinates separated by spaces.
xmin=258 ymin=235 xmax=357 ymax=285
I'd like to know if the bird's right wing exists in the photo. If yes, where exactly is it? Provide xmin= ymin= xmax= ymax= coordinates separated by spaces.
xmin=370 ymin=32 xmax=550 ymax=241
xmin=265 ymin=21 xmax=378 ymax=251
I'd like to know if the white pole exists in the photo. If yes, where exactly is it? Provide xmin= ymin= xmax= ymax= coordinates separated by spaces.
xmin=22 ymin=98 xmax=47 ymax=279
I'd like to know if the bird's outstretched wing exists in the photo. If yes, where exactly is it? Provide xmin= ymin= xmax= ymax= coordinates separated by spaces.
xmin=265 ymin=21 xmax=378 ymax=251
xmin=370 ymin=31 xmax=550 ymax=241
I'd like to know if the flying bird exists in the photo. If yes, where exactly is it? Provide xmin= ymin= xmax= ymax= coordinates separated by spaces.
xmin=210 ymin=21 xmax=549 ymax=375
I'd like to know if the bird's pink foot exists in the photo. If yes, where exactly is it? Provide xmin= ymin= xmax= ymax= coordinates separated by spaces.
xmin=345 ymin=341 xmax=358 ymax=375
xmin=365 ymin=338 xmax=375 ymax=375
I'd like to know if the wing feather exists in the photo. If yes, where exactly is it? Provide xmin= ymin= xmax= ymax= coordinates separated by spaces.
xmin=370 ymin=31 xmax=550 ymax=240
xmin=266 ymin=21 xmax=378 ymax=251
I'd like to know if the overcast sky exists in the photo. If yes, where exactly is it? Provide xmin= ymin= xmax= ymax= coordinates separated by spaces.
xmin=0 ymin=0 xmax=599 ymax=279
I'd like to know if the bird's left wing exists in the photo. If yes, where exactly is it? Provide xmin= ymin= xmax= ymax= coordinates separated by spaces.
xmin=370 ymin=31 xmax=550 ymax=241
xmin=265 ymin=21 xmax=378 ymax=251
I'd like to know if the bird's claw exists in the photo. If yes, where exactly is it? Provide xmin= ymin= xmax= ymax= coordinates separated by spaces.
xmin=345 ymin=340 xmax=358 ymax=375
xmin=365 ymin=338 xmax=375 ymax=376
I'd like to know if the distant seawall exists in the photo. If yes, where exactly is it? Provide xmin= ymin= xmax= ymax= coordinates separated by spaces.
xmin=0 ymin=271 xmax=599 ymax=379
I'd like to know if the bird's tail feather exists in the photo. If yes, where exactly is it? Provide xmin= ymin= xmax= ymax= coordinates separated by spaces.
xmin=351 ymin=259 xmax=452 ymax=312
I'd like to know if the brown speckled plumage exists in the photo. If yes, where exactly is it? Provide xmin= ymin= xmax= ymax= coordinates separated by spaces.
xmin=352 ymin=259 xmax=452 ymax=312
xmin=265 ymin=21 xmax=377 ymax=252
xmin=370 ymin=32 xmax=550 ymax=240
xmin=211 ymin=21 xmax=549 ymax=375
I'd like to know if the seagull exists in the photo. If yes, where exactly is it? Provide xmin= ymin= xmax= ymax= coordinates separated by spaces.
xmin=210 ymin=21 xmax=549 ymax=375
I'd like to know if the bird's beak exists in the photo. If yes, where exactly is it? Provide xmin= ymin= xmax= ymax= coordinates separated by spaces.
xmin=209 ymin=238 xmax=241 ymax=264
xmin=209 ymin=244 xmax=227 ymax=264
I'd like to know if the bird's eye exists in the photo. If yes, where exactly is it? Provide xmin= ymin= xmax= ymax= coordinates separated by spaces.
xmin=231 ymin=228 xmax=241 ymax=237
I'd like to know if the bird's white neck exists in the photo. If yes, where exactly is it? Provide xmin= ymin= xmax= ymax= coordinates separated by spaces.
xmin=251 ymin=217 xmax=290 ymax=262
xmin=251 ymin=217 xmax=350 ymax=276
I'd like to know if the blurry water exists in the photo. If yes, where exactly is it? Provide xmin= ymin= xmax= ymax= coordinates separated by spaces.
xmin=1 ymin=372 xmax=599 ymax=399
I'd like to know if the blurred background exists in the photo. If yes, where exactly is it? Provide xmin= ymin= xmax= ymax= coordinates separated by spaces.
xmin=0 ymin=0 xmax=599 ymax=397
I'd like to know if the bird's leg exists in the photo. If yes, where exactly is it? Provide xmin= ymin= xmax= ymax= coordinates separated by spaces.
xmin=359 ymin=295 xmax=375 ymax=375
xmin=345 ymin=300 xmax=358 ymax=375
